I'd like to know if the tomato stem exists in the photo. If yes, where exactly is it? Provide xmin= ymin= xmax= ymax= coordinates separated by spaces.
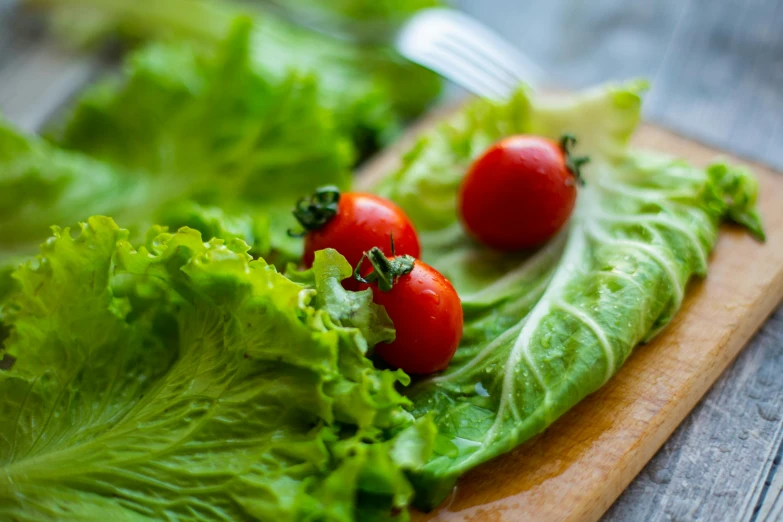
xmin=353 ymin=247 xmax=415 ymax=292
xmin=560 ymin=134 xmax=589 ymax=186
xmin=289 ymin=186 xmax=341 ymax=236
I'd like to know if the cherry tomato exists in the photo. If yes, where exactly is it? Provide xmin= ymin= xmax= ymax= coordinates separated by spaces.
xmin=458 ymin=134 xmax=588 ymax=251
xmin=356 ymin=248 xmax=463 ymax=375
xmin=294 ymin=187 xmax=421 ymax=274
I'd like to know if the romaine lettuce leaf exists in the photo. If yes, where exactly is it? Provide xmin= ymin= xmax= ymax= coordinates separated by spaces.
xmin=378 ymin=82 xmax=646 ymax=231
xmin=0 ymin=21 xmax=351 ymax=268
xmin=378 ymin=82 xmax=764 ymax=507
xmin=0 ymin=216 xmax=432 ymax=521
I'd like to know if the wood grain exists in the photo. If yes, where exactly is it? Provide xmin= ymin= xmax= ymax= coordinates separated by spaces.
xmin=360 ymin=120 xmax=783 ymax=522
xmin=603 ymin=304 xmax=783 ymax=522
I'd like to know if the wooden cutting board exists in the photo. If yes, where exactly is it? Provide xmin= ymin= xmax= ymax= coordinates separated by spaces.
xmin=357 ymin=119 xmax=783 ymax=522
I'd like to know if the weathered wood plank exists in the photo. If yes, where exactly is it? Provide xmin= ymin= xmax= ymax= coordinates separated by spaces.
xmin=453 ymin=0 xmax=688 ymax=88
xmin=756 ymin=442 xmax=783 ymax=521
xmin=643 ymin=0 xmax=783 ymax=172
xmin=603 ymin=308 xmax=783 ymax=521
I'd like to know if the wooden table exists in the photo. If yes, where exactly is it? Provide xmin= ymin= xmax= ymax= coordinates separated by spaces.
xmin=2 ymin=1 xmax=783 ymax=520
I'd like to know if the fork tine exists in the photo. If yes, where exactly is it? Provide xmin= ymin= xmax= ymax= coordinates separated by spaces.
xmin=437 ymin=38 xmax=522 ymax=96
xmin=406 ymin=47 xmax=514 ymax=101
xmin=436 ymin=9 xmax=547 ymax=88
xmin=396 ymin=8 xmax=547 ymax=100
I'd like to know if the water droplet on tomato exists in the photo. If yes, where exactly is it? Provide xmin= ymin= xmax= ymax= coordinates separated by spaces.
xmin=422 ymin=288 xmax=441 ymax=304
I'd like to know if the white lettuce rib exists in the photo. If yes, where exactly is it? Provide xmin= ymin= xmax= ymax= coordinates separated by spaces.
xmin=595 ymin=212 xmax=709 ymax=271
xmin=436 ymin=171 xmax=716 ymax=473
xmin=461 ymin=196 xmax=593 ymax=468
xmin=587 ymin=224 xmax=684 ymax=309
xmin=553 ymin=299 xmax=615 ymax=384
xmin=595 ymin=179 xmax=699 ymax=202
xmin=432 ymin=322 xmax=525 ymax=385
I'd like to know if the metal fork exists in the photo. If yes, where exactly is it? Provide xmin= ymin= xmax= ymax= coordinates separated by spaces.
xmin=259 ymin=2 xmax=546 ymax=100
xmin=395 ymin=8 xmax=547 ymax=100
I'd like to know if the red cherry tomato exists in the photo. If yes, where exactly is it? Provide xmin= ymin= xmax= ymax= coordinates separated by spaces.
xmin=357 ymin=249 xmax=463 ymax=375
xmin=295 ymin=188 xmax=421 ymax=271
xmin=458 ymin=134 xmax=588 ymax=251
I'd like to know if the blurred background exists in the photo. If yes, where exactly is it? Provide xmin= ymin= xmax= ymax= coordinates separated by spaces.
xmin=454 ymin=0 xmax=783 ymax=170
xmin=2 ymin=0 xmax=782 ymax=168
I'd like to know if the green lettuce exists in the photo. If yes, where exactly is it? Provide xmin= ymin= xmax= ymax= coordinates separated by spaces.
xmin=29 ymin=0 xmax=442 ymax=152
xmin=279 ymin=0 xmax=440 ymax=23
xmin=0 ymin=216 xmax=434 ymax=521
xmin=0 ymin=21 xmax=351 ymax=268
xmin=0 ymin=119 xmax=139 ymax=270
xmin=378 ymin=82 xmax=764 ymax=507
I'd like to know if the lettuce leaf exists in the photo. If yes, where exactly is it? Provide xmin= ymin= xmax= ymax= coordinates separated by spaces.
xmin=57 ymin=19 xmax=354 ymax=259
xmin=279 ymin=0 xmax=441 ymax=23
xmin=29 ymin=0 xmax=442 ymax=151
xmin=0 ymin=119 xmax=144 ymax=270
xmin=0 ymin=21 xmax=351 ymax=268
xmin=0 ymin=217 xmax=433 ymax=521
xmin=378 ymin=82 xmax=764 ymax=507
xmin=378 ymin=82 xmax=646 ymax=231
